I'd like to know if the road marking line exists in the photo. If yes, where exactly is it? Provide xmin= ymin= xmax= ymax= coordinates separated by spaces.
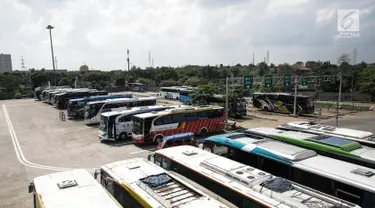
xmin=2 ymin=104 xmax=95 ymax=172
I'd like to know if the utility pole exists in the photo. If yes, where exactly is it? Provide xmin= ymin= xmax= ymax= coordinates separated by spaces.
xmin=266 ymin=50 xmax=270 ymax=65
xmin=46 ymin=25 xmax=56 ymax=86
xmin=127 ymin=49 xmax=130 ymax=71
xmin=55 ymin=56 xmax=58 ymax=70
xmin=252 ymin=53 xmax=255 ymax=65
xmin=225 ymin=77 xmax=229 ymax=127
xmin=293 ymin=75 xmax=299 ymax=116
xmin=21 ymin=56 xmax=25 ymax=70
xmin=336 ymin=73 xmax=342 ymax=127
xmin=351 ymin=48 xmax=357 ymax=106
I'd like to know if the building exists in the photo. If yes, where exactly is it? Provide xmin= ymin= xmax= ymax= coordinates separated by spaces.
xmin=0 ymin=54 xmax=13 ymax=72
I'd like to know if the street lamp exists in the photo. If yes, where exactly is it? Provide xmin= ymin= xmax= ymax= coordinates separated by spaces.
xmin=46 ymin=25 xmax=56 ymax=86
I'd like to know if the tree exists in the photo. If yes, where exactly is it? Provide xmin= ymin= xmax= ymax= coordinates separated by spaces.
xmin=184 ymin=76 xmax=200 ymax=87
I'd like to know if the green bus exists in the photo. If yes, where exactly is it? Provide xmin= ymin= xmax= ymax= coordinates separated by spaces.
xmin=245 ymin=127 xmax=375 ymax=169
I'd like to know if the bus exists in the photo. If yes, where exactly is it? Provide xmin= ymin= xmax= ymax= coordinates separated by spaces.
xmin=127 ymin=83 xmax=147 ymax=92
xmin=95 ymin=157 xmax=234 ymax=208
xmin=28 ymin=169 xmax=122 ymax=208
xmin=245 ymin=127 xmax=375 ymax=169
xmin=84 ymin=96 xmax=157 ymax=125
xmin=179 ymin=89 xmax=196 ymax=105
xmin=159 ymin=86 xmax=187 ymax=100
xmin=132 ymin=105 xmax=225 ymax=144
xmin=54 ymin=89 xmax=108 ymax=109
xmin=200 ymin=132 xmax=375 ymax=207
xmin=67 ymin=94 xmax=133 ymax=119
xmin=279 ymin=121 xmax=375 ymax=148
xmin=150 ymin=146 xmax=359 ymax=208
xmin=99 ymin=105 xmax=179 ymax=141
xmin=252 ymin=92 xmax=314 ymax=114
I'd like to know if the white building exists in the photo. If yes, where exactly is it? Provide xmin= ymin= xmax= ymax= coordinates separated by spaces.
xmin=0 ymin=54 xmax=13 ymax=72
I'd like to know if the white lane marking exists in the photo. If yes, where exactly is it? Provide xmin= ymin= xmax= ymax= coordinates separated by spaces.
xmin=2 ymin=104 xmax=95 ymax=172
xmin=129 ymin=148 xmax=158 ymax=155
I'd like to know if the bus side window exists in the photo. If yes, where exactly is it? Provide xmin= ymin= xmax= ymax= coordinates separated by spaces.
xmin=154 ymin=154 xmax=162 ymax=166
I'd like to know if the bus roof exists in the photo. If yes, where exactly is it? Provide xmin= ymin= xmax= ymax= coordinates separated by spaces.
xmin=155 ymin=146 xmax=358 ymax=208
xmin=247 ymin=127 xmax=362 ymax=152
xmin=32 ymin=169 xmax=122 ymax=208
xmin=87 ymin=96 xmax=157 ymax=105
xmin=164 ymin=132 xmax=194 ymax=141
xmin=205 ymin=132 xmax=375 ymax=193
xmin=281 ymin=121 xmax=374 ymax=139
xmin=133 ymin=105 xmax=223 ymax=119
xmin=100 ymin=105 xmax=174 ymax=117
xmin=70 ymin=94 xmax=133 ymax=103
xmin=101 ymin=158 xmax=230 ymax=208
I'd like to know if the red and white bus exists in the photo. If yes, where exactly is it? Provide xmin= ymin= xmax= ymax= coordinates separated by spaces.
xmin=132 ymin=106 xmax=225 ymax=144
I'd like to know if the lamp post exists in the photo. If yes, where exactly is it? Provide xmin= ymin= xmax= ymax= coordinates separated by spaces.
xmin=46 ymin=25 xmax=56 ymax=86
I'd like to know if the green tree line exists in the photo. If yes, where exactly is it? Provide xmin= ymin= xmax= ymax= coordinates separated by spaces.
xmin=0 ymin=59 xmax=374 ymax=100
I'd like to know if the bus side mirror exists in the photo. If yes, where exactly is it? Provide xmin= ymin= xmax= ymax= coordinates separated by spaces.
xmin=94 ymin=169 xmax=100 ymax=179
xmin=28 ymin=183 xmax=34 ymax=193
xmin=148 ymin=154 xmax=154 ymax=162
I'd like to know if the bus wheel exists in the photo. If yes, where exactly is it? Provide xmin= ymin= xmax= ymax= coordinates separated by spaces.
xmin=263 ymin=106 xmax=269 ymax=111
xmin=155 ymin=135 xmax=163 ymax=144
xmin=119 ymin=133 xmax=127 ymax=140
xmin=200 ymin=128 xmax=208 ymax=136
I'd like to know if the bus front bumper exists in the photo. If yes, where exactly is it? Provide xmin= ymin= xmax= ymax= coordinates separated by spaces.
xmin=132 ymin=134 xmax=145 ymax=144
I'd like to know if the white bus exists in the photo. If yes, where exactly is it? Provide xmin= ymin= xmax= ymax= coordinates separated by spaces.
xmin=28 ymin=169 xmax=123 ymax=208
xmin=99 ymin=105 xmax=183 ymax=141
xmin=279 ymin=121 xmax=375 ymax=148
xmin=200 ymin=133 xmax=375 ymax=207
xmin=95 ymin=157 xmax=234 ymax=208
xmin=84 ymin=96 xmax=157 ymax=125
xmin=159 ymin=86 xmax=187 ymax=100
xmin=132 ymin=105 xmax=225 ymax=144
xmin=150 ymin=145 xmax=359 ymax=208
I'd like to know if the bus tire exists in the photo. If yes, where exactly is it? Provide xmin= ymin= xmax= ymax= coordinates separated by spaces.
xmin=263 ymin=106 xmax=269 ymax=111
xmin=119 ymin=133 xmax=127 ymax=140
xmin=154 ymin=135 xmax=163 ymax=144
xmin=200 ymin=128 xmax=208 ymax=136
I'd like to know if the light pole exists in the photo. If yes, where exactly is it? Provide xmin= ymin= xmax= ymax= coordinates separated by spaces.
xmin=46 ymin=25 xmax=56 ymax=86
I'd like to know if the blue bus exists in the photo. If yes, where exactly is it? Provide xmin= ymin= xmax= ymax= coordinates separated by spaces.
xmin=179 ymin=89 xmax=196 ymax=105
xmin=67 ymin=94 xmax=133 ymax=119
xmin=200 ymin=133 xmax=375 ymax=207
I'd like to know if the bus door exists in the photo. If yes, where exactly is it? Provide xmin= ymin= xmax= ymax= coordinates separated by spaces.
xmin=116 ymin=114 xmax=133 ymax=138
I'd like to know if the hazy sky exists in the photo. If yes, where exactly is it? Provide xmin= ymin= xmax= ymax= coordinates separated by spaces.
xmin=0 ymin=0 xmax=374 ymax=70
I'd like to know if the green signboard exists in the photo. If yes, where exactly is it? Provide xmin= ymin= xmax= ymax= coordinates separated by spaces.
xmin=301 ymin=77 xmax=308 ymax=86
xmin=264 ymin=75 xmax=273 ymax=88
xmin=284 ymin=74 xmax=292 ymax=88
xmin=243 ymin=75 xmax=253 ymax=89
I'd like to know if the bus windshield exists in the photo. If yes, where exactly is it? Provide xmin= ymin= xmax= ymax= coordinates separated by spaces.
xmin=86 ymin=103 xmax=104 ymax=118
xmin=100 ymin=115 xmax=108 ymax=131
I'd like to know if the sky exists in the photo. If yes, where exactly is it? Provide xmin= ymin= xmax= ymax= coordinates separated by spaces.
xmin=0 ymin=0 xmax=374 ymax=71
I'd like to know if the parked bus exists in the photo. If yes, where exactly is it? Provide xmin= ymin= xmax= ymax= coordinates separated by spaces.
xmin=84 ymin=96 xmax=157 ymax=125
xmin=55 ymin=89 xmax=108 ymax=109
xmin=150 ymin=145 xmax=359 ymax=208
xmin=200 ymin=132 xmax=375 ymax=207
xmin=132 ymin=105 xmax=225 ymax=144
xmin=127 ymin=83 xmax=147 ymax=92
xmin=99 ymin=105 xmax=178 ymax=141
xmin=28 ymin=169 xmax=122 ymax=208
xmin=67 ymin=94 xmax=133 ymax=119
xmin=245 ymin=127 xmax=375 ymax=169
xmin=252 ymin=92 xmax=314 ymax=114
xmin=95 ymin=157 xmax=234 ymax=208
xmin=279 ymin=121 xmax=375 ymax=148
xmin=159 ymin=86 xmax=186 ymax=100
xmin=179 ymin=89 xmax=196 ymax=105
